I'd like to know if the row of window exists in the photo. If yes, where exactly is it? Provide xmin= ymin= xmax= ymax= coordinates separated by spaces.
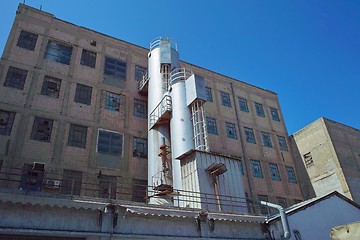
xmin=0 ymin=111 xmax=148 ymax=158
xmin=206 ymin=87 xmax=281 ymax=121
xmin=249 ymin=160 xmax=297 ymax=184
xmin=2 ymin=68 xmax=148 ymax=117
xmin=206 ymin=117 xmax=288 ymax=150
xmin=16 ymin=30 xmax=147 ymax=81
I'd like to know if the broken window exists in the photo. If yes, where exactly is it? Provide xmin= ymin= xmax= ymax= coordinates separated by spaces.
xmin=286 ymin=166 xmax=297 ymax=184
xmin=17 ymin=30 xmax=38 ymax=50
xmin=0 ymin=110 xmax=15 ymax=136
xmin=133 ymin=137 xmax=147 ymax=158
xmin=44 ymin=40 xmax=73 ymax=65
xmin=269 ymin=163 xmax=281 ymax=181
xmin=99 ymin=175 xmax=117 ymax=199
xmin=61 ymin=169 xmax=82 ymax=196
xmin=255 ymin=102 xmax=265 ymax=117
xmin=31 ymin=117 xmax=53 ymax=142
xmin=68 ymin=124 xmax=87 ymax=148
xmin=251 ymin=160 xmax=263 ymax=178
xmin=41 ymin=76 xmax=61 ymax=98
xmin=80 ymin=49 xmax=96 ymax=68
xmin=105 ymin=91 xmax=121 ymax=111
xmin=206 ymin=87 xmax=213 ymax=102
xmin=226 ymin=122 xmax=237 ymax=139
xmin=238 ymin=97 xmax=249 ymax=112
xmin=277 ymin=135 xmax=288 ymax=151
xmin=3 ymin=66 xmax=27 ymax=90
xmin=244 ymin=127 xmax=256 ymax=144
xmin=220 ymin=91 xmax=231 ymax=107
xmin=261 ymin=132 xmax=273 ymax=148
xmin=270 ymin=107 xmax=280 ymax=121
xmin=132 ymin=179 xmax=147 ymax=202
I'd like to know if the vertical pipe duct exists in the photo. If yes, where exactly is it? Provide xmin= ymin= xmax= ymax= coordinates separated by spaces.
xmin=147 ymin=37 xmax=179 ymax=204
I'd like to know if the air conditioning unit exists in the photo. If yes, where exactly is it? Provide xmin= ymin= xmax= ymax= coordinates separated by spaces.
xmin=46 ymin=179 xmax=61 ymax=189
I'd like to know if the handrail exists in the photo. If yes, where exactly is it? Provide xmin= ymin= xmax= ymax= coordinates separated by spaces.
xmin=149 ymin=95 xmax=172 ymax=129
xmin=149 ymin=36 xmax=178 ymax=52
xmin=138 ymin=72 xmax=149 ymax=91
xmin=169 ymin=68 xmax=193 ymax=85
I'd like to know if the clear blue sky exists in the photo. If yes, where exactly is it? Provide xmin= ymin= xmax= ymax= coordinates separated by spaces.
xmin=1 ymin=0 xmax=359 ymax=134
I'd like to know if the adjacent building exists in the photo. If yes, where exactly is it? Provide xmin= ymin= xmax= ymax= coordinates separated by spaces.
xmin=290 ymin=117 xmax=360 ymax=203
xmin=0 ymin=4 xmax=303 ymax=209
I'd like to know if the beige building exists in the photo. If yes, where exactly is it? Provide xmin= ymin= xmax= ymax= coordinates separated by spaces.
xmin=0 ymin=4 xmax=303 ymax=208
xmin=290 ymin=117 xmax=360 ymax=204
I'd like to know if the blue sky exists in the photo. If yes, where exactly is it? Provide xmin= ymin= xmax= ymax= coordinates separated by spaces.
xmin=1 ymin=0 xmax=359 ymax=134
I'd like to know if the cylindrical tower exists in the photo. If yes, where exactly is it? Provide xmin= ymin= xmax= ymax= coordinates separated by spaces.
xmin=147 ymin=37 xmax=179 ymax=204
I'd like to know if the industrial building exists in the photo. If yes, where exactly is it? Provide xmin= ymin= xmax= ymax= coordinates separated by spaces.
xmin=0 ymin=1 xmax=303 ymax=223
xmin=290 ymin=117 xmax=360 ymax=204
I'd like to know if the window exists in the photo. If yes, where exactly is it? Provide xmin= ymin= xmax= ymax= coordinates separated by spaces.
xmin=206 ymin=117 xmax=218 ymax=135
xmin=277 ymin=135 xmax=288 ymax=151
xmin=206 ymin=87 xmax=213 ymax=102
xmin=3 ymin=66 xmax=28 ymax=90
xmin=226 ymin=122 xmax=237 ymax=139
xmin=105 ymin=92 xmax=121 ymax=111
xmin=74 ymin=84 xmax=92 ymax=105
xmin=303 ymin=152 xmax=314 ymax=167
xmin=132 ymin=179 xmax=147 ymax=202
xmin=18 ymin=163 xmax=44 ymax=192
xmin=44 ymin=40 xmax=73 ymax=65
xmin=99 ymin=175 xmax=117 ymax=199
xmin=286 ymin=166 xmax=297 ymax=184
xmin=134 ymin=99 xmax=147 ymax=118
xmin=251 ymin=160 xmax=263 ymax=178
xmin=239 ymin=160 xmax=244 ymax=175
xmin=261 ymin=132 xmax=273 ymax=148
xmin=17 ymin=30 xmax=38 ymax=50
xmin=270 ymin=107 xmax=280 ymax=121
xmin=68 ymin=124 xmax=87 ymax=148
xmin=41 ymin=76 xmax=61 ymax=98
xmin=61 ymin=169 xmax=82 ymax=196
xmin=104 ymin=57 xmax=127 ymax=80
xmin=258 ymin=194 xmax=269 ymax=215
xmin=238 ymin=98 xmax=249 ymax=112
xmin=135 ymin=65 xmax=147 ymax=81
xmin=220 ymin=91 xmax=231 ymax=107
xmin=276 ymin=197 xmax=287 ymax=208
xmin=30 ymin=117 xmax=53 ymax=142
xmin=97 ymin=129 xmax=123 ymax=156
xmin=80 ymin=49 xmax=96 ymax=68
xmin=255 ymin=102 xmax=265 ymax=117
xmin=0 ymin=110 xmax=15 ymax=136
xmin=133 ymin=137 xmax=147 ymax=158
xmin=244 ymin=127 xmax=256 ymax=144
xmin=269 ymin=163 xmax=281 ymax=181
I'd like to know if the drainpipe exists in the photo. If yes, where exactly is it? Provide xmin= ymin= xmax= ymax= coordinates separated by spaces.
xmin=259 ymin=201 xmax=291 ymax=240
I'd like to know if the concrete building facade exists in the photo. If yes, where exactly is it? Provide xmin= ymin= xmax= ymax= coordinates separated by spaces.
xmin=0 ymin=4 xmax=303 ymax=209
xmin=290 ymin=117 xmax=360 ymax=203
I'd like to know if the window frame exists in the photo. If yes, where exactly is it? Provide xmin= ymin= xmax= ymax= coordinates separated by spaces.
xmin=206 ymin=87 xmax=213 ymax=102
xmin=17 ymin=30 xmax=38 ymax=50
xmin=104 ymin=56 xmax=127 ymax=80
xmin=268 ymin=163 xmax=281 ymax=181
xmin=134 ymin=99 xmax=147 ymax=118
xmin=80 ymin=49 xmax=96 ymax=68
xmin=135 ymin=65 xmax=147 ymax=81
xmin=244 ymin=127 xmax=256 ymax=144
xmin=270 ymin=107 xmax=280 ymax=121
xmin=133 ymin=137 xmax=148 ymax=159
xmin=44 ymin=40 xmax=73 ymax=65
xmin=251 ymin=160 xmax=263 ymax=178
xmin=97 ymin=129 xmax=124 ymax=156
xmin=286 ymin=166 xmax=297 ymax=184
xmin=225 ymin=122 xmax=237 ymax=139
xmin=220 ymin=91 xmax=232 ymax=107
xmin=277 ymin=135 xmax=288 ymax=151
xmin=255 ymin=102 xmax=265 ymax=117
xmin=74 ymin=84 xmax=92 ymax=105
xmin=105 ymin=91 xmax=121 ymax=111
xmin=238 ymin=97 xmax=249 ymax=112
xmin=30 ymin=117 xmax=54 ymax=142
xmin=261 ymin=132 xmax=273 ymax=148
xmin=206 ymin=117 xmax=218 ymax=135
xmin=3 ymin=66 xmax=28 ymax=90
xmin=68 ymin=124 xmax=87 ymax=149
xmin=41 ymin=76 xmax=61 ymax=98
xmin=0 ymin=110 xmax=16 ymax=136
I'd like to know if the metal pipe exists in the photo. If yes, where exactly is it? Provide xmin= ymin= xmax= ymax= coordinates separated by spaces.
xmin=212 ymin=175 xmax=222 ymax=211
xmin=259 ymin=201 xmax=291 ymax=239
